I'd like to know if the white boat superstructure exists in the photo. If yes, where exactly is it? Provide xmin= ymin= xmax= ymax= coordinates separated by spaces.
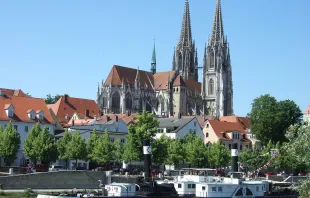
xmin=159 ymin=168 xmax=270 ymax=198
xmin=104 ymin=183 xmax=137 ymax=197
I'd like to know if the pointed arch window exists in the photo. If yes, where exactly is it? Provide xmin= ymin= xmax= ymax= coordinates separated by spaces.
xmin=102 ymin=95 xmax=108 ymax=109
xmin=161 ymin=98 xmax=165 ymax=112
xmin=208 ymin=79 xmax=214 ymax=95
xmin=112 ymin=92 xmax=120 ymax=114
xmin=125 ymin=93 xmax=132 ymax=110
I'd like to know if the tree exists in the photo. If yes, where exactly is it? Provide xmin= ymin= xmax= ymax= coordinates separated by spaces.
xmin=37 ymin=126 xmax=58 ymax=164
xmin=151 ymin=134 xmax=170 ymax=166
xmin=248 ymin=94 xmax=302 ymax=145
xmin=239 ymin=146 xmax=267 ymax=171
xmin=185 ymin=134 xmax=208 ymax=167
xmin=66 ymin=131 xmax=87 ymax=168
xmin=114 ymin=139 xmax=124 ymax=165
xmin=166 ymin=138 xmax=185 ymax=167
xmin=56 ymin=129 xmax=72 ymax=168
xmin=0 ymin=121 xmax=21 ymax=166
xmin=86 ymin=129 xmax=99 ymax=160
xmin=128 ymin=110 xmax=159 ymax=160
xmin=92 ymin=130 xmax=113 ymax=165
xmin=207 ymin=141 xmax=230 ymax=168
xmin=45 ymin=94 xmax=62 ymax=104
xmin=24 ymin=122 xmax=41 ymax=164
xmin=123 ymin=132 xmax=140 ymax=164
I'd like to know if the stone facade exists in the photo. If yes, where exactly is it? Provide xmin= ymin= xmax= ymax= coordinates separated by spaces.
xmin=97 ymin=0 xmax=234 ymax=118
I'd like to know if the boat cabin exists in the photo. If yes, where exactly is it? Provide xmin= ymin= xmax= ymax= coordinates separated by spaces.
xmin=105 ymin=183 xmax=136 ymax=197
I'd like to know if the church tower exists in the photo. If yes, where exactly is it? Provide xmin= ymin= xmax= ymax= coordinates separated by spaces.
xmin=172 ymin=0 xmax=198 ymax=82
xmin=151 ymin=39 xmax=156 ymax=75
xmin=202 ymin=0 xmax=233 ymax=117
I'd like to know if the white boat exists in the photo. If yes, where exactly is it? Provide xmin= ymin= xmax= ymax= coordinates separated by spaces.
xmin=104 ymin=183 xmax=137 ymax=197
xmin=156 ymin=168 xmax=282 ymax=198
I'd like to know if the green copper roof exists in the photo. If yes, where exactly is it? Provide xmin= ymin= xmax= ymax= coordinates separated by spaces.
xmin=152 ymin=40 xmax=156 ymax=64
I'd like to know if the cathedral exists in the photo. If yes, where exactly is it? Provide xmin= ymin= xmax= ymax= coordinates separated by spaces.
xmin=97 ymin=0 xmax=233 ymax=117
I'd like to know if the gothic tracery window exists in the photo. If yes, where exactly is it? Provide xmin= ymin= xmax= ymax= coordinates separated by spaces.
xmin=208 ymin=79 xmax=214 ymax=95
xmin=161 ymin=98 xmax=165 ymax=112
xmin=112 ymin=91 xmax=120 ymax=113
xmin=125 ymin=93 xmax=132 ymax=110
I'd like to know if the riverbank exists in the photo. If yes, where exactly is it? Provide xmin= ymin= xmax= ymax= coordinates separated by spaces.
xmin=0 ymin=191 xmax=36 ymax=198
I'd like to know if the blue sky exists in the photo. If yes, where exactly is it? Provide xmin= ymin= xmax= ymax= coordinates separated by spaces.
xmin=0 ymin=0 xmax=309 ymax=116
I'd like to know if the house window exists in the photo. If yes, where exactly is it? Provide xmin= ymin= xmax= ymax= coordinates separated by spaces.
xmin=237 ymin=134 xmax=240 ymax=139
xmin=110 ymin=138 xmax=115 ymax=142
xmin=229 ymin=144 xmax=231 ymax=150
xmin=240 ymin=145 xmax=243 ymax=150
xmin=8 ymin=110 xmax=14 ymax=118
xmin=212 ymin=187 xmax=217 ymax=192
xmin=178 ymin=184 xmax=182 ymax=188
xmin=206 ymin=133 xmax=209 ymax=138
xmin=192 ymin=184 xmax=196 ymax=188
xmin=121 ymin=139 xmax=125 ymax=143
xmin=208 ymin=79 xmax=214 ymax=95
xmin=14 ymin=125 xmax=18 ymax=130
xmin=188 ymin=184 xmax=191 ymax=189
xmin=206 ymin=124 xmax=209 ymax=128
xmin=25 ymin=126 xmax=28 ymax=132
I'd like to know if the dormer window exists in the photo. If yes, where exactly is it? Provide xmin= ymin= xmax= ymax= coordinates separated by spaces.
xmin=36 ymin=110 xmax=44 ymax=120
xmin=4 ymin=104 xmax=14 ymax=118
xmin=27 ymin=109 xmax=36 ymax=120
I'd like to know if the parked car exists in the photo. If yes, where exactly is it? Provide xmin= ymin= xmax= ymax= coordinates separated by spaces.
xmin=49 ymin=165 xmax=65 ymax=172
xmin=35 ymin=164 xmax=49 ymax=172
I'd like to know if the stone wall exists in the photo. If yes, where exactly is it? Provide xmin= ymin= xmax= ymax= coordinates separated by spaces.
xmin=0 ymin=171 xmax=107 ymax=189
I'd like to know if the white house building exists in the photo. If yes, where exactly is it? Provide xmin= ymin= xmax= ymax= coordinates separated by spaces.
xmin=156 ymin=116 xmax=203 ymax=140
xmin=0 ymin=90 xmax=55 ymax=167
xmin=55 ymin=114 xmax=128 ymax=169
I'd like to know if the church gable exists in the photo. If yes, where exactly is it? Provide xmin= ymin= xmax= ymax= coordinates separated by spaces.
xmin=154 ymin=71 xmax=176 ymax=90
xmin=104 ymin=65 xmax=154 ymax=88
xmin=185 ymin=79 xmax=201 ymax=94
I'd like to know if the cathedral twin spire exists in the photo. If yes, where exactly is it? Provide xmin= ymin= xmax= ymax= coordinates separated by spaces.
xmin=210 ymin=0 xmax=225 ymax=45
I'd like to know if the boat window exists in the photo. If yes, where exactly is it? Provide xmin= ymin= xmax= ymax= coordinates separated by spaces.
xmin=246 ymin=188 xmax=253 ymax=195
xmin=212 ymin=187 xmax=217 ymax=192
xmin=202 ymin=186 xmax=206 ymax=191
xmin=262 ymin=185 xmax=264 ymax=191
xmin=192 ymin=184 xmax=196 ymax=188
xmin=218 ymin=186 xmax=223 ymax=192
xmin=256 ymin=186 xmax=259 ymax=192
xmin=235 ymin=188 xmax=243 ymax=196
xmin=178 ymin=184 xmax=182 ymax=188
xmin=128 ymin=186 xmax=131 ymax=191
xmin=188 ymin=184 xmax=192 ymax=189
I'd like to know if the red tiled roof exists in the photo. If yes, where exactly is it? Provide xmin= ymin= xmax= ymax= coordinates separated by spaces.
xmin=104 ymin=65 xmax=154 ymax=88
xmin=219 ymin=116 xmax=250 ymax=130
xmin=48 ymin=94 xmax=100 ymax=125
xmin=184 ymin=79 xmax=201 ymax=94
xmin=154 ymin=71 xmax=176 ymax=90
xmin=183 ymin=115 xmax=213 ymax=128
xmin=0 ymin=96 xmax=54 ymax=124
xmin=0 ymin=88 xmax=28 ymax=97
xmin=173 ymin=74 xmax=186 ymax=87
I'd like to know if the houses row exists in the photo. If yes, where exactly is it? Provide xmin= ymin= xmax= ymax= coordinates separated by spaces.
xmin=0 ymin=87 xmax=260 ymax=167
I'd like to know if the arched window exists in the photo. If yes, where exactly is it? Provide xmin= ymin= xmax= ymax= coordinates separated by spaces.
xmin=210 ymin=50 xmax=215 ymax=68
xmin=125 ymin=93 xmax=132 ymax=110
xmin=112 ymin=92 xmax=120 ymax=113
xmin=208 ymin=79 xmax=214 ymax=95
xmin=102 ymin=96 xmax=107 ymax=109
xmin=161 ymin=99 xmax=165 ymax=112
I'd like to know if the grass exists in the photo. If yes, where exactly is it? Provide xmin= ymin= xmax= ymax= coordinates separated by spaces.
xmin=0 ymin=189 xmax=36 ymax=198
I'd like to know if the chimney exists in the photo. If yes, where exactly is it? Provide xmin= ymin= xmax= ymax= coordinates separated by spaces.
xmin=106 ymin=116 xmax=111 ymax=122
xmin=115 ymin=115 xmax=119 ymax=122
xmin=85 ymin=109 xmax=89 ymax=117
xmin=178 ymin=112 xmax=182 ymax=119
xmin=126 ymin=110 xmax=130 ymax=117
xmin=143 ymin=139 xmax=152 ymax=180
xmin=64 ymin=94 xmax=69 ymax=103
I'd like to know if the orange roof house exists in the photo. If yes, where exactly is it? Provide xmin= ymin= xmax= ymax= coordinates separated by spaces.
xmin=203 ymin=119 xmax=251 ymax=151
xmin=0 ymin=88 xmax=28 ymax=97
xmin=48 ymin=94 xmax=101 ymax=127
xmin=0 ymin=95 xmax=54 ymax=124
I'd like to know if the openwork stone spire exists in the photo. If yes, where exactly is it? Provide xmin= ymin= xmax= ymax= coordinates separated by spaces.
xmin=178 ymin=0 xmax=192 ymax=47
xmin=210 ymin=0 xmax=224 ymax=44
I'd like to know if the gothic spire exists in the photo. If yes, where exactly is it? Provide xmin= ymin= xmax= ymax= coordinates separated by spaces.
xmin=210 ymin=0 xmax=224 ymax=44
xmin=178 ymin=0 xmax=192 ymax=47
xmin=172 ymin=47 xmax=176 ymax=70
xmin=151 ymin=39 xmax=156 ymax=74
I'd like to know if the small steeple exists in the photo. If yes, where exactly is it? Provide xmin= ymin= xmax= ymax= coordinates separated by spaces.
xmin=97 ymin=82 xmax=100 ymax=95
xmin=178 ymin=0 xmax=192 ymax=47
xmin=151 ymin=39 xmax=156 ymax=75
xmin=135 ymin=66 xmax=140 ymax=89
xmin=172 ymin=47 xmax=176 ymax=70
xmin=210 ymin=0 xmax=224 ymax=44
